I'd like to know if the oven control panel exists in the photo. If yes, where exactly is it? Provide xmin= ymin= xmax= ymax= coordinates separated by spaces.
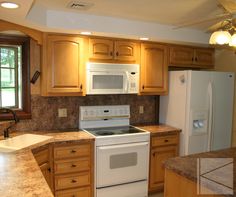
xmin=80 ymin=105 xmax=130 ymax=121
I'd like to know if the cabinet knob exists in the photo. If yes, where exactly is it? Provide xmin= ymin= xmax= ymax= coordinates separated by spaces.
xmin=192 ymin=57 xmax=194 ymax=61
xmin=142 ymin=85 xmax=144 ymax=90
xmin=47 ymin=167 xmax=51 ymax=172
xmin=152 ymin=152 xmax=156 ymax=157
xmin=71 ymin=164 xmax=77 ymax=168
xmin=116 ymin=52 xmax=119 ymax=56
xmin=164 ymin=139 xmax=169 ymax=142
xmin=71 ymin=179 xmax=77 ymax=183
xmin=110 ymin=51 xmax=113 ymax=56
xmin=195 ymin=57 xmax=198 ymax=62
xmin=71 ymin=150 xmax=76 ymax=153
xmin=80 ymin=84 xmax=83 ymax=90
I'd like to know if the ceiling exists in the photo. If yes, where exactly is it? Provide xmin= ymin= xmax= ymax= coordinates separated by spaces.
xmin=0 ymin=0 xmax=227 ymax=44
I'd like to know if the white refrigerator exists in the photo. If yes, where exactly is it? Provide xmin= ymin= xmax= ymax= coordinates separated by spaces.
xmin=160 ymin=70 xmax=235 ymax=156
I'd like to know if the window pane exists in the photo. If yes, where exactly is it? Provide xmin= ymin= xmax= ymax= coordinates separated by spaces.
xmin=0 ymin=48 xmax=15 ymax=68
xmin=1 ymin=68 xmax=15 ymax=87
xmin=1 ymin=88 xmax=16 ymax=107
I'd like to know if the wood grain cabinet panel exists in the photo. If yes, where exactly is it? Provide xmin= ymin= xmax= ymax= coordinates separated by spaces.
xmin=42 ymin=34 xmax=87 ymax=96
xmin=89 ymin=38 xmax=113 ymax=60
xmin=170 ymin=46 xmax=214 ymax=68
xmin=140 ymin=43 xmax=168 ymax=95
xmin=89 ymin=38 xmax=139 ymax=63
xmin=40 ymin=162 xmax=52 ymax=188
xmin=55 ymin=187 xmax=91 ymax=197
xmin=149 ymin=133 xmax=179 ymax=193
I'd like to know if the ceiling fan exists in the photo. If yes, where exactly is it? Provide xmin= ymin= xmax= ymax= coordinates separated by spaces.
xmin=175 ymin=0 xmax=236 ymax=47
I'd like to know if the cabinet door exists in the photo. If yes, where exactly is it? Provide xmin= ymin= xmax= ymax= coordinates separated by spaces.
xmin=169 ymin=46 xmax=194 ymax=66
xmin=140 ymin=43 xmax=168 ymax=94
xmin=114 ymin=41 xmax=139 ymax=62
xmin=194 ymin=48 xmax=214 ymax=68
xmin=89 ymin=38 xmax=113 ymax=60
xmin=40 ymin=162 xmax=53 ymax=191
xmin=149 ymin=145 xmax=178 ymax=191
xmin=47 ymin=35 xmax=85 ymax=95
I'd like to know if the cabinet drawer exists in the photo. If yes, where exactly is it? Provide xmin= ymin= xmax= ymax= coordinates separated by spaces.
xmin=152 ymin=135 xmax=178 ymax=147
xmin=54 ymin=157 xmax=90 ymax=174
xmin=54 ymin=144 xmax=90 ymax=160
xmin=55 ymin=172 xmax=90 ymax=190
xmin=55 ymin=187 xmax=91 ymax=197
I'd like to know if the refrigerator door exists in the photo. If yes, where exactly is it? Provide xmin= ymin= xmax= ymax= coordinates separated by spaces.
xmin=210 ymin=72 xmax=234 ymax=151
xmin=187 ymin=71 xmax=211 ymax=155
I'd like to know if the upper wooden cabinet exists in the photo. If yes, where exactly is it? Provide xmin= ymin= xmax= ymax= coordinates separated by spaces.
xmin=169 ymin=46 xmax=214 ymax=68
xmin=89 ymin=38 xmax=139 ymax=62
xmin=41 ymin=34 xmax=88 ymax=96
xmin=140 ymin=43 xmax=168 ymax=95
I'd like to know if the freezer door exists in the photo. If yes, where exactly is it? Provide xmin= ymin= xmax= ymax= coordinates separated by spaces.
xmin=187 ymin=71 xmax=211 ymax=155
xmin=210 ymin=72 xmax=234 ymax=151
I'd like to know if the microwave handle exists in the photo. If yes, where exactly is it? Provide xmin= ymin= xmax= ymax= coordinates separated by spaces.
xmin=125 ymin=71 xmax=129 ymax=93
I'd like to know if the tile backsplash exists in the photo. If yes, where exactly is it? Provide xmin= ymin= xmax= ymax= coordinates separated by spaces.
xmin=15 ymin=94 xmax=159 ymax=131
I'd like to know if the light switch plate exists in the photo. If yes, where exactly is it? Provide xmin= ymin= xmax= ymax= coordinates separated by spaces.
xmin=58 ymin=108 xmax=67 ymax=118
xmin=139 ymin=106 xmax=144 ymax=114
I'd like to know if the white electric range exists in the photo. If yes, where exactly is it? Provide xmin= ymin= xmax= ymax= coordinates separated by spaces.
xmin=79 ymin=105 xmax=150 ymax=197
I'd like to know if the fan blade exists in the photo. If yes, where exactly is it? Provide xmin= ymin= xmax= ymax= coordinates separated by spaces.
xmin=173 ymin=13 xmax=231 ymax=29
xmin=218 ymin=0 xmax=236 ymax=13
xmin=207 ymin=20 xmax=231 ymax=32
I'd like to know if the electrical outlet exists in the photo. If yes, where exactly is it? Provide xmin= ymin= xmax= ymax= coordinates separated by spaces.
xmin=58 ymin=108 xmax=67 ymax=118
xmin=139 ymin=106 xmax=144 ymax=114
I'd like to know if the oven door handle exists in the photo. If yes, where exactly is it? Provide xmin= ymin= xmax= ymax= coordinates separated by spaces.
xmin=98 ymin=142 xmax=149 ymax=150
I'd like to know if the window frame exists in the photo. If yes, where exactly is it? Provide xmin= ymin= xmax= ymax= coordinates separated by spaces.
xmin=0 ymin=35 xmax=31 ymax=120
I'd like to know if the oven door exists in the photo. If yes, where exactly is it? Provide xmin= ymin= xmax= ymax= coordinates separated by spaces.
xmin=96 ymin=142 xmax=149 ymax=188
xmin=87 ymin=71 xmax=128 ymax=94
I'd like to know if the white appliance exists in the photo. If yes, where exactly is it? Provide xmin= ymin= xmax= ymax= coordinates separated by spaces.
xmin=79 ymin=105 xmax=150 ymax=197
xmin=160 ymin=70 xmax=234 ymax=156
xmin=86 ymin=63 xmax=139 ymax=95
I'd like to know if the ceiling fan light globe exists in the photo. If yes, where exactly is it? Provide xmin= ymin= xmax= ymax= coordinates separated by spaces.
xmin=229 ymin=34 xmax=236 ymax=47
xmin=209 ymin=31 xmax=231 ymax=45
xmin=209 ymin=31 xmax=220 ymax=44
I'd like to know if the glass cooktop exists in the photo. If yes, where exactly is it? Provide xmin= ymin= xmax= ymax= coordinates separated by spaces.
xmin=85 ymin=126 xmax=145 ymax=136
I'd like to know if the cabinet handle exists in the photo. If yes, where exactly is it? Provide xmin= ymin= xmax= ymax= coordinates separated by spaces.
xmin=195 ymin=57 xmax=198 ymax=62
xmin=71 ymin=179 xmax=77 ymax=183
xmin=164 ymin=139 xmax=169 ymax=142
xmin=192 ymin=57 xmax=194 ymax=61
xmin=47 ymin=167 xmax=51 ymax=172
xmin=71 ymin=150 xmax=76 ymax=153
xmin=110 ymin=51 xmax=113 ymax=56
xmin=116 ymin=52 xmax=119 ymax=56
xmin=142 ymin=85 xmax=144 ymax=90
xmin=152 ymin=152 xmax=156 ymax=157
xmin=71 ymin=164 xmax=77 ymax=168
xmin=80 ymin=84 xmax=83 ymax=90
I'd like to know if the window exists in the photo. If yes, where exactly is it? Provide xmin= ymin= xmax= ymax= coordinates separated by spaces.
xmin=0 ymin=35 xmax=31 ymax=120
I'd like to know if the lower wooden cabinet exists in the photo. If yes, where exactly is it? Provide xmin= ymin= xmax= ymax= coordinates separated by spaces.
xmin=149 ymin=134 xmax=179 ymax=193
xmin=40 ymin=162 xmax=52 ymax=187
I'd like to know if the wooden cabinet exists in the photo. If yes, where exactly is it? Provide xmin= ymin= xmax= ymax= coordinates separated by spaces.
xmin=140 ymin=43 xmax=168 ymax=95
xmin=149 ymin=134 xmax=179 ymax=193
xmin=53 ymin=141 xmax=94 ymax=197
xmin=32 ymin=145 xmax=54 ymax=192
xmin=41 ymin=34 xmax=88 ymax=96
xmin=169 ymin=46 xmax=214 ymax=68
xmin=89 ymin=38 xmax=139 ymax=62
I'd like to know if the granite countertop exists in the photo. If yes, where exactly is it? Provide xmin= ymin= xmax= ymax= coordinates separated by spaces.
xmin=164 ymin=148 xmax=236 ymax=196
xmin=136 ymin=124 xmax=181 ymax=136
xmin=0 ymin=130 xmax=94 ymax=197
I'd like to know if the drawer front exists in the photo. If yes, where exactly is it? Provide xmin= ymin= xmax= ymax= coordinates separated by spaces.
xmin=54 ymin=157 xmax=90 ymax=174
xmin=152 ymin=135 xmax=178 ymax=147
xmin=55 ymin=172 xmax=90 ymax=190
xmin=55 ymin=187 xmax=91 ymax=197
xmin=54 ymin=144 xmax=91 ymax=160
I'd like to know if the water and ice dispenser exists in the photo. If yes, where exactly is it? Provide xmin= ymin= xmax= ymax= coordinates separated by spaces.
xmin=191 ymin=110 xmax=208 ymax=134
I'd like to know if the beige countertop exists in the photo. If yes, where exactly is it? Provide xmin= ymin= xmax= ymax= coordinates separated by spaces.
xmin=0 ymin=124 xmax=179 ymax=196
xmin=0 ymin=130 xmax=94 ymax=197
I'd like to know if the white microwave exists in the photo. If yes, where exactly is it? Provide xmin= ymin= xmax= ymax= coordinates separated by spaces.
xmin=86 ymin=63 xmax=139 ymax=95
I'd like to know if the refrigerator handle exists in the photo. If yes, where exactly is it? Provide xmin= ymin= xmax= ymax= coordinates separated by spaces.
xmin=207 ymin=82 xmax=213 ymax=151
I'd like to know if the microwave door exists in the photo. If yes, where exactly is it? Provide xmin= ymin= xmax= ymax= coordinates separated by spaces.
xmin=88 ymin=71 xmax=127 ymax=94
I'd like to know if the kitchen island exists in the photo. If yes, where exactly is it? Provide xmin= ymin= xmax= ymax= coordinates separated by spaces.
xmin=164 ymin=148 xmax=235 ymax=197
